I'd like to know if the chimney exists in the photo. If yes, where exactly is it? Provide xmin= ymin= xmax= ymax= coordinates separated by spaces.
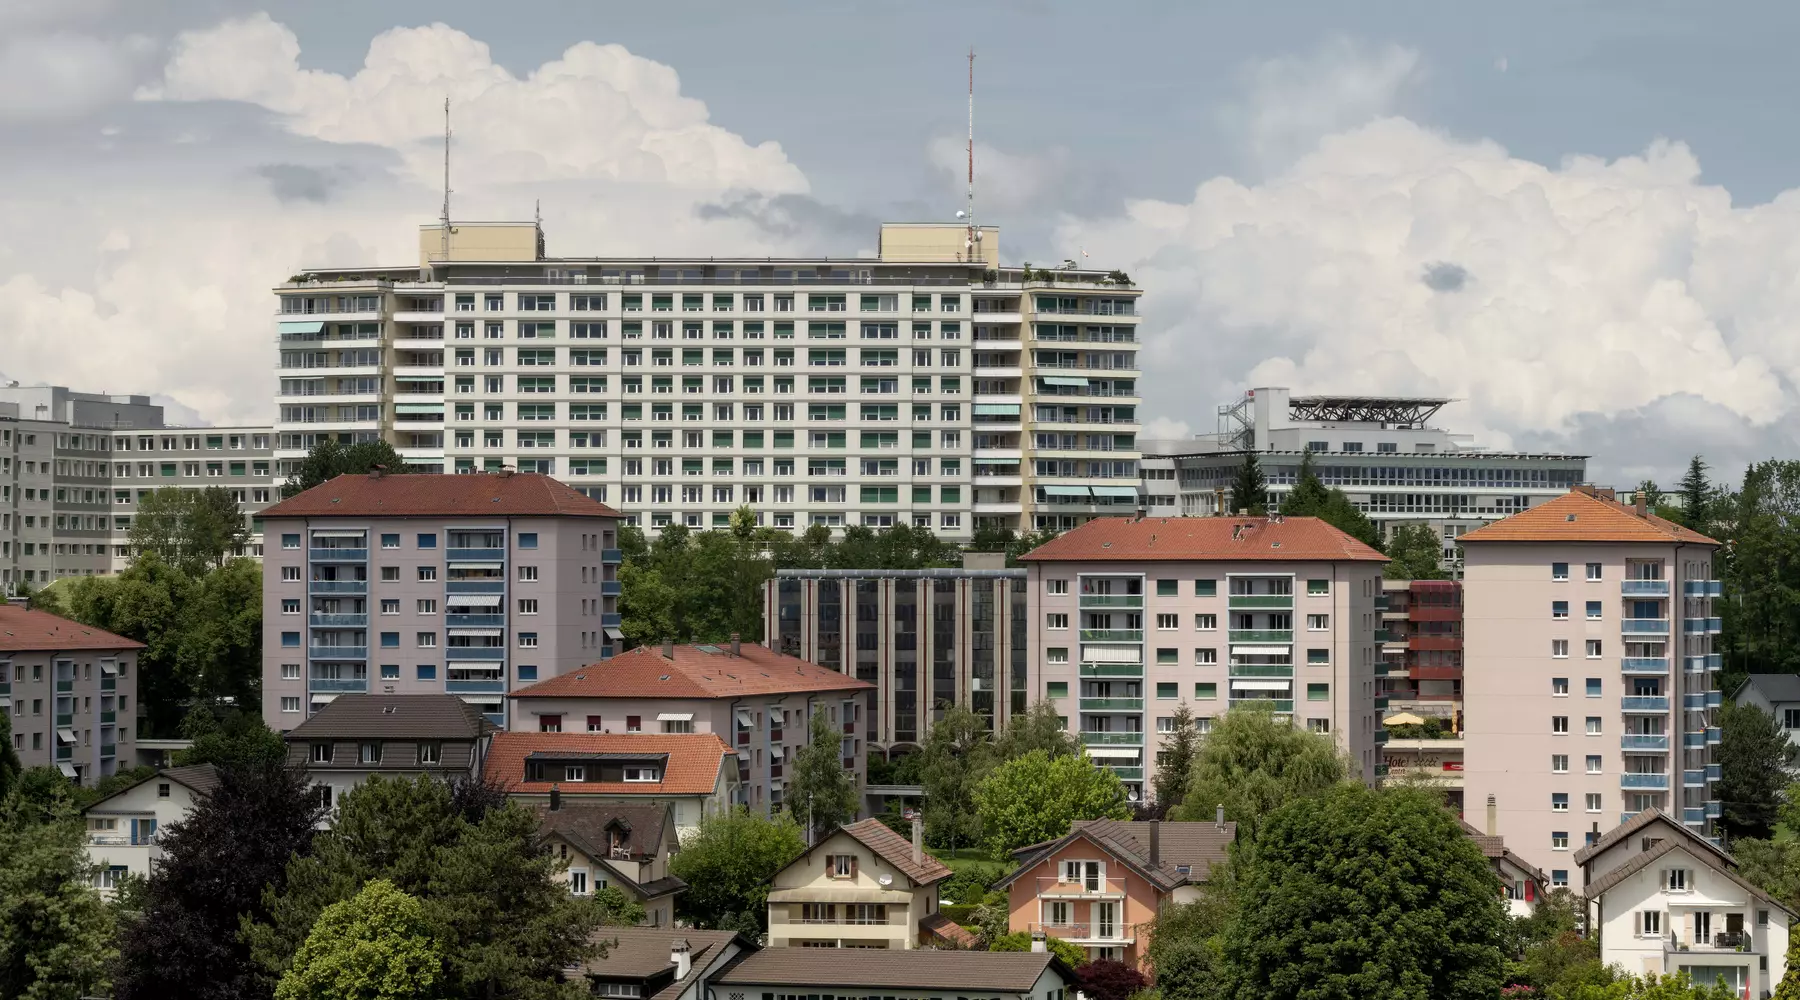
xmin=911 ymin=811 xmax=924 ymax=868
xmin=549 ymin=783 xmax=562 ymax=812
xmin=662 ymin=637 xmax=675 ymax=660
xmin=1634 ymin=493 xmax=1648 ymax=518
xmin=1486 ymin=794 xmax=1497 ymax=837
xmin=670 ymin=939 xmax=692 ymax=980
xmin=730 ymin=632 xmax=741 ymax=657
xmin=1030 ymin=931 xmax=1047 ymax=953
xmin=1215 ymin=804 xmax=1225 ymax=831
xmin=368 ymin=464 xmax=386 ymax=480
xmin=1149 ymin=819 xmax=1161 ymax=868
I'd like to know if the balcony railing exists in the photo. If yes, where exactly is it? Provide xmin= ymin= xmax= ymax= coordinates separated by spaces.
xmin=601 ymin=548 xmax=623 ymax=563
xmin=1622 ymin=734 xmax=1669 ymax=751
xmin=1079 ymin=663 xmax=1143 ymax=678
xmin=1027 ymin=923 xmax=1132 ymax=943
xmin=1707 ymin=764 xmax=1722 ymax=782
xmin=1621 ymin=580 xmax=1670 ymax=596
xmin=1080 ymin=629 xmax=1143 ymax=643
xmin=309 ymin=645 xmax=368 ymax=660
xmin=1228 ymin=629 xmax=1294 ymax=644
xmin=309 ymin=677 xmax=369 ymax=693
xmin=1707 ymin=727 xmax=1722 ymax=745
xmin=1105 ymin=765 xmax=1144 ymax=781
xmin=1228 ymin=664 xmax=1293 ymax=678
xmin=1227 ymin=595 xmax=1294 ymax=610
xmin=446 ymin=614 xmax=504 ymax=628
xmin=446 ymin=647 xmax=507 ymax=661
xmin=310 ymin=612 xmax=368 ymax=628
xmin=446 ymin=581 xmax=505 ymax=594
xmin=1683 ymin=770 xmax=1706 ymax=788
xmin=1036 ymin=875 xmax=1128 ymax=897
xmin=309 ymin=547 xmax=368 ymax=562
xmin=309 ymin=580 xmax=368 ymax=594
xmin=1682 ymin=617 xmax=1724 ymax=635
xmin=1621 ymin=773 xmax=1669 ymax=789
xmin=1079 ymin=697 xmax=1143 ymax=713
xmin=1621 ymin=657 xmax=1669 ymax=675
xmin=447 ymin=548 xmax=505 ymax=562
xmin=600 ymin=580 xmax=623 ymax=597
xmin=1683 ymin=580 xmax=1724 ymax=598
xmin=1684 ymin=653 xmax=1723 ymax=673
xmin=1081 ymin=731 xmax=1145 ymax=746
xmin=1077 ymin=595 xmax=1143 ymax=609
xmin=446 ymin=679 xmax=506 ymax=694
xmin=1622 ymin=696 xmax=1670 ymax=713
xmin=1682 ymin=807 xmax=1706 ymax=825
xmin=1621 ymin=619 xmax=1671 ymax=635
xmin=1230 ymin=698 xmax=1294 ymax=714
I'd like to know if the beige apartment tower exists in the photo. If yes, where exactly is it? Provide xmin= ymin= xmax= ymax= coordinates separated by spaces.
xmin=1460 ymin=487 xmax=1721 ymax=891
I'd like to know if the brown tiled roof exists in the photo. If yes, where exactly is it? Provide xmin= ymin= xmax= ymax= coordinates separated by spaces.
xmin=511 ymin=643 xmax=872 ymax=700
xmin=82 ymin=763 xmax=221 ymax=813
xmin=919 ymin=912 xmax=977 ymax=947
xmin=1458 ymin=489 xmax=1719 ymax=545
xmin=838 ymin=818 xmax=951 ymax=885
xmin=0 ymin=605 xmax=144 ymax=653
xmin=538 ymin=803 xmax=675 ymax=864
xmin=1458 ymin=821 xmax=1546 ymax=883
xmin=484 ymin=732 xmax=732 ymax=797
xmin=285 ymin=694 xmax=490 ymax=741
xmin=1019 ymin=516 xmax=1387 ymax=563
xmin=1582 ymin=840 xmax=1794 ymax=916
xmin=714 ymin=948 xmax=1063 ymax=991
xmin=259 ymin=472 xmax=621 ymax=519
xmin=1569 ymin=807 xmax=1734 ymax=868
xmin=998 ymin=819 xmax=1238 ymax=893
xmin=571 ymin=926 xmax=747 ymax=1000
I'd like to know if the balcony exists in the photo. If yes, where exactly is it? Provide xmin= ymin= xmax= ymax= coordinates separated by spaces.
xmin=447 ymin=547 xmax=505 ymax=562
xmin=1682 ymin=807 xmax=1706 ymax=826
xmin=1035 ymin=874 xmax=1128 ymax=898
xmin=1228 ymin=664 xmax=1293 ymax=678
xmin=1621 ymin=580 xmax=1670 ymax=596
xmin=309 ymin=547 xmax=368 ymax=562
xmin=600 ymin=613 xmax=623 ymax=628
xmin=1621 ymin=619 xmax=1671 ymax=635
xmin=1683 ymin=580 xmax=1724 ymax=598
xmin=1079 ymin=697 xmax=1144 ymax=713
xmin=446 ymin=679 xmax=506 ymax=694
xmin=1621 ymin=657 xmax=1669 ymax=675
xmin=446 ymin=647 xmax=507 ymax=661
xmin=1081 ymin=732 xmax=1145 ymax=746
xmin=1684 ymin=732 xmax=1707 ymax=749
xmin=1621 ymin=734 xmax=1670 ymax=751
xmin=1374 ymin=729 xmax=1389 ymax=745
xmin=1230 ymin=698 xmax=1294 ymax=714
xmin=1227 ymin=595 xmax=1293 ymax=611
xmin=1707 ymin=727 xmax=1722 ymax=745
xmin=601 ymin=548 xmax=623 ymax=564
xmin=100 ymin=743 xmax=116 ymax=758
xmin=1228 ymin=629 xmax=1293 ymax=644
xmin=1077 ymin=595 xmax=1143 ymax=609
xmin=55 ymin=680 xmax=73 ymax=693
xmin=1665 ymin=931 xmax=1755 ymax=955
xmin=1106 ymin=765 xmax=1144 ymax=781
xmin=1374 ymin=629 xmax=1398 ymax=643
xmin=446 ymin=581 xmax=505 ymax=594
xmin=1705 ymin=800 xmax=1723 ymax=819
xmin=309 ymin=645 xmax=368 ymax=661
xmin=1027 ymin=923 xmax=1134 ymax=946
xmin=101 ymin=711 xmax=115 ymax=724
xmin=1079 ymin=663 xmax=1143 ymax=678
xmin=1622 ymin=696 xmax=1670 ymax=713
xmin=1683 ymin=770 xmax=1705 ymax=788
xmin=1408 ymin=635 xmax=1462 ymax=652
xmin=1621 ymin=773 xmax=1669 ymax=790
xmin=1080 ymin=629 xmax=1143 ymax=643
xmin=1373 ymin=696 xmax=1389 ymax=710
xmin=309 ymin=580 xmax=368 ymax=594
xmin=1707 ymin=764 xmax=1722 ymax=782
xmin=56 ymin=713 xmax=72 ymax=727
xmin=1682 ymin=617 xmax=1724 ymax=635
xmin=600 ymin=580 xmax=623 ymax=597
xmin=310 ymin=612 xmax=368 ymax=628
xmin=309 ymin=677 xmax=369 ymax=693
xmin=446 ymin=614 xmax=504 ymax=628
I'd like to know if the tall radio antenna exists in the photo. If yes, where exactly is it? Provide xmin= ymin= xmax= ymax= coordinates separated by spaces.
xmin=440 ymin=96 xmax=453 ymax=264
xmin=965 ymin=47 xmax=978 ymax=263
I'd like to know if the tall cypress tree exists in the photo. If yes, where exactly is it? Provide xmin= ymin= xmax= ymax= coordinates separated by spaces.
xmin=1677 ymin=455 xmax=1711 ymax=533
xmin=1229 ymin=452 xmax=1268 ymax=515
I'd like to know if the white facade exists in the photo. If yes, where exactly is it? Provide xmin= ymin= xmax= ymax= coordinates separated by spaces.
xmin=81 ymin=767 xmax=213 ymax=894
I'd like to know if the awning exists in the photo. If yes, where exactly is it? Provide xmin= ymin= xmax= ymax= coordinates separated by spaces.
xmin=656 ymin=713 xmax=694 ymax=723
xmin=1230 ymin=645 xmax=1292 ymax=656
xmin=1041 ymin=485 xmax=1091 ymax=497
xmin=57 ymin=728 xmax=76 ymax=744
xmin=972 ymin=403 xmax=1021 ymax=415
xmin=449 ymin=628 xmax=504 ymax=637
xmin=1230 ymin=679 xmax=1293 ymax=692
xmin=278 ymin=320 xmax=325 ymax=334
xmin=448 ymin=594 xmax=503 ymax=607
xmin=0 ymin=697 xmax=10 ymax=710
xmin=395 ymin=403 xmax=444 ymax=414
xmin=1085 ymin=746 xmax=1143 ymax=759
xmin=57 ymin=763 xmax=78 ymax=778
xmin=973 ymin=457 xmax=1018 ymax=466
xmin=1040 ymin=376 xmax=1088 ymax=387
xmin=100 ymin=662 xmax=118 ymax=676
xmin=1091 ymin=486 xmax=1140 ymax=499
xmin=447 ymin=561 xmax=503 ymax=570
xmin=310 ymin=693 xmax=340 ymax=704
xmin=311 ymin=530 xmax=366 ymax=539
xmin=605 ymin=627 xmax=624 ymax=641
xmin=736 ymin=709 xmax=755 ymax=728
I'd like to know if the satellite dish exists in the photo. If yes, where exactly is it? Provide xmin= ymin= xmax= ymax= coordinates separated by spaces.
xmin=955 ymin=210 xmax=967 ymax=219
xmin=877 ymin=874 xmax=893 ymax=886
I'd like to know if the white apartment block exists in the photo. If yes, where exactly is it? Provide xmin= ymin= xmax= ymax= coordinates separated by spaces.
xmin=1020 ymin=515 xmax=1387 ymax=802
xmin=1461 ymin=487 xmax=1722 ymax=890
xmin=0 ymin=384 xmax=272 ymax=592
xmin=275 ymin=221 xmax=1143 ymax=539
xmin=1140 ymin=388 xmax=1587 ymax=565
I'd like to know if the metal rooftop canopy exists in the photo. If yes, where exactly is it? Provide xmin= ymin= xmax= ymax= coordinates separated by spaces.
xmin=1287 ymin=395 xmax=1454 ymax=426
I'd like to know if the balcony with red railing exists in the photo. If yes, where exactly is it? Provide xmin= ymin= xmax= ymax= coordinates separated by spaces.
xmin=1409 ymin=664 xmax=1463 ymax=681
xmin=1409 ymin=635 xmax=1464 ymax=652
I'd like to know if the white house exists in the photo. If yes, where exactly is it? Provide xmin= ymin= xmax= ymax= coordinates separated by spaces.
xmin=1579 ymin=809 xmax=1793 ymax=997
xmin=1734 ymin=675 xmax=1800 ymax=771
xmin=80 ymin=763 xmax=219 ymax=895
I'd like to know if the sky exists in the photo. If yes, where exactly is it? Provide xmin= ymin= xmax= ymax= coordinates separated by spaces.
xmin=5 ymin=0 xmax=1800 ymax=488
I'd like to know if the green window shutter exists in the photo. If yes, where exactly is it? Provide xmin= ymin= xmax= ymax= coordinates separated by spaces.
xmin=1195 ymin=682 xmax=1217 ymax=700
xmin=912 ymin=431 xmax=931 ymax=448
xmin=1307 ymin=649 xmax=1330 ymax=664
xmin=712 ymin=431 xmax=734 ymax=447
xmin=1308 ymin=579 xmax=1330 ymax=595
xmin=1155 ymin=648 xmax=1177 ymax=665
xmin=1156 ymin=683 xmax=1178 ymax=699
xmin=1156 ymin=580 xmax=1178 ymax=596
xmin=1047 ymin=681 xmax=1069 ymax=698
xmin=774 ymin=431 xmax=794 ymax=448
xmin=912 ymin=487 xmax=931 ymax=503
xmin=1194 ymin=579 xmax=1217 ymax=597
xmin=940 ymin=486 xmax=960 ymax=504
xmin=743 ymin=431 xmax=764 ymax=447
xmin=1308 ymin=683 xmax=1330 ymax=701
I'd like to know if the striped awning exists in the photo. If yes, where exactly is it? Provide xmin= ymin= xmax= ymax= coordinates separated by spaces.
xmin=310 ymin=693 xmax=340 ymax=704
xmin=279 ymin=320 xmax=325 ymax=334
xmin=972 ymin=403 xmax=1021 ymax=415
xmin=311 ymin=530 xmax=366 ymax=539
xmin=100 ymin=662 xmax=118 ymax=676
xmin=1041 ymin=485 xmax=1090 ymax=497
xmin=1085 ymin=746 xmax=1143 ymax=759
xmin=657 ymin=713 xmax=694 ymax=722
xmin=395 ymin=403 xmax=444 ymax=414
xmin=973 ymin=457 xmax=1018 ymax=465
xmin=1230 ymin=679 xmax=1293 ymax=691
xmin=449 ymin=628 xmax=504 ymax=637
xmin=1091 ymin=486 xmax=1140 ymax=499
xmin=447 ymin=594 xmax=502 ymax=607
xmin=1039 ymin=376 xmax=1087 ymax=387
xmin=1230 ymin=645 xmax=1292 ymax=656
xmin=447 ymin=561 xmax=503 ymax=570
xmin=58 ymin=763 xmax=78 ymax=778
xmin=57 ymin=728 xmax=76 ymax=744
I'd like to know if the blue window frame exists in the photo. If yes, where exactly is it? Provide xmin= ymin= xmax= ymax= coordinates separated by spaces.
xmin=417 ymin=665 xmax=437 ymax=680
xmin=518 ymin=665 xmax=539 ymax=681
xmin=1586 ymin=678 xmax=1602 ymax=698
xmin=281 ymin=631 xmax=300 ymax=647
xmin=518 ymin=532 xmax=539 ymax=549
xmin=417 ymin=533 xmax=437 ymax=549
xmin=380 ymin=632 xmax=400 ymax=648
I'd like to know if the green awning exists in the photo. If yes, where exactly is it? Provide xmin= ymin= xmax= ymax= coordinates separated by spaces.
xmin=279 ymin=320 xmax=325 ymax=334
xmin=394 ymin=403 xmax=444 ymax=414
xmin=1041 ymin=485 xmax=1091 ymax=497
xmin=973 ymin=403 xmax=1021 ymax=415
xmin=1092 ymin=486 xmax=1140 ymax=499
xmin=1040 ymin=376 xmax=1087 ymax=387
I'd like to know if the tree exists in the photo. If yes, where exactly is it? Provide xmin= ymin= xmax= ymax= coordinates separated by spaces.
xmin=918 ymin=705 xmax=998 ymax=851
xmin=668 ymin=808 xmax=805 ymax=933
xmin=1715 ymin=701 xmax=1792 ymax=841
xmin=172 ymin=704 xmax=288 ymax=769
xmin=994 ymin=699 xmax=1078 ymax=761
xmin=113 ymin=760 xmax=323 ymax=1000
xmin=988 ymin=931 xmax=1085 ymax=967
xmin=1677 ymin=455 xmax=1712 ymax=535
xmin=1145 ymin=885 xmax=1236 ymax=1000
xmin=974 ymin=750 xmax=1131 ymax=860
xmin=126 ymin=487 xmax=188 ymax=572
xmin=128 ymin=487 xmax=250 ymax=576
xmin=1384 ymin=524 xmax=1448 ymax=581
xmin=1279 ymin=452 xmax=1381 ymax=550
xmin=1229 ymin=452 xmax=1267 ymax=515
xmin=275 ymin=879 xmax=442 ymax=1000
xmin=1216 ymin=784 xmax=1508 ymax=999
xmin=0 ymin=712 xmax=21 ymax=802
xmin=282 ymin=438 xmax=410 ymax=498
xmin=1073 ymin=959 xmax=1149 ymax=1000
xmin=787 ymin=707 xmax=859 ymax=842
xmin=174 ymin=557 xmax=264 ymax=709
xmin=1152 ymin=703 xmax=1202 ymax=809
xmin=0 ymin=789 xmax=117 ymax=1000
xmin=1171 ymin=707 xmax=1352 ymax=840
xmin=1774 ymin=928 xmax=1800 ymax=1000
xmin=1717 ymin=461 xmax=1800 ymax=683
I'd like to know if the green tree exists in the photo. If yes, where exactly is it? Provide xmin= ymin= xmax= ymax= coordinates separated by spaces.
xmin=275 ymin=879 xmax=442 ymax=1000
xmin=56 ymin=552 xmax=193 ymax=734
xmin=1716 ymin=701 xmax=1792 ymax=841
xmin=787 ymin=707 xmax=859 ymax=842
xmin=1677 ymin=455 xmax=1713 ymax=535
xmin=130 ymin=487 xmax=249 ymax=575
xmin=174 ymin=557 xmax=263 ymax=709
xmin=0 ymin=712 xmax=21 ymax=802
xmin=1229 ymin=452 xmax=1267 ymax=515
xmin=281 ymin=439 xmax=410 ymax=498
xmin=1278 ymin=452 xmax=1381 ymax=549
xmin=1384 ymin=524 xmax=1447 ymax=581
xmin=989 ymin=930 xmax=1086 ymax=967
xmin=918 ymin=705 xmax=997 ymax=851
xmin=994 ymin=699 xmax=1078 ymax=761
xmin=1145 ymin=883 xmax=1236 ymax=1000
xmin=1774 ymin=928 xmax=1800 ymax=1000
xmin=1217 ymin=784 xmax=1508 ymax=999
xmin=974 ymin=750 xmax=1131 ymax=860
xmin=616 ymin=562 xmax=678 ymax=648
xmin=1152 ymin=703 xmax=1202 ymax=809
xmin=0 ymin=789 xmax=117 ymax=1000
xmin=1717 ymin=461 xmax=1800 ymax=682
xmin=1171 ymin=707 xmax=1352 ymax=840
xmin=668 ymin=808 xmax=805 ymax=932
xmin=172 ymin=705 xmax=288 ymax=769
xmin=127 ymin=486 xmax=191 ymax=572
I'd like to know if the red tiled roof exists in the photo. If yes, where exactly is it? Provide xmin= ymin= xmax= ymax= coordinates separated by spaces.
xmin=839 ymin=818 xmax=951 ymax=885
xmin=0 ymin=605 xmax=144 ymax=653
xmin=259 ymin=472 xmax=621 ymax=519
xmin=483 ymin=732 xmax=732 ymax=797
xmin=1458 ymin=489 xmax=1718 ymax=546
xmin=511 ymin=643 xmax=873 ymax=700
xmin=1019 ymin=516 xmax=1387 ymax=563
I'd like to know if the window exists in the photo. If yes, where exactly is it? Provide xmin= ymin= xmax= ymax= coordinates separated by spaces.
xmin=518 ymin=532 xmax=539 ymax=549
xmin=381 ymin=599 xmax=400 ymax=615
xmin=1156 ymin=614 xmax=1179 ymax=630
xmin=828 ymin=855 xmax=856 ymax=878
xmin=1195 ymin=682 xmax=1217 ymax=700
xmin=281 ymin=599 xmax=300 ymax=614
xmin=1585 ymin=678 xmax=1601 ymax=698
xmin=1307 ymin=579 xmax=1329 ymax=595
xmin=416 ymin=633 xmax=436 ymax=648
xmin=417 ymin=665 xmax=437 ymax=680
xmin=312 ymin=743 xmax=333 ymax=763
xmin=1552 ymin=716 xmax=1568 ymax=734
xmin=1587 ymin=755 xmax=1602 ymax=774
xmin=1552 ymin=562 xmax=1569 ymax=580
xmin=281 ymin=697 xmax=301 ymax=713
xmin=1786 ymin=709 xmax=1800 ymax=730
xmin=1586 ymin=562 xmax=1602 ymax=581
xmin=1551 ymin=832 xmax=1568 ymax=851
xmin=282 ymin=663 xmax=301 ymax=680
xmin=282 ymin=566 xmax=301 ymax=581
xmin=380 ymin=533 xmax=399 ymax=549
xmin=1552 ymin=601 xmax=1568 ymax=619
xmin=416 ymin=533 xmax=437 ymax=549
xmin=417 ymin=599 xmax=436 ymax=614
xmin=1307 ymin=718 xmax=1331 ymax=733
xmin=519 ymin=633 xmax=539 ymax=648
xmin=1046 ymin=681 xmax=1069 ymax=698
xmin=1195 ymin=614 xmax=1217 ymax=631
xmin=380 ymin=632 xmax=399 ymax=648
xmin=1552 ymin=639 xmax=1569 ymax=658
xmin=1637 ymin=910 xmax=1662 ymax=937
xmin=1585 ymin=793 xmax=1602 ymax=812
xmin=622 ymin=767 xmax=659 ymax=782
xmin=1551 ymin=793 xmax=1569 ymax=812
xmin=1552 ymin=677 xmax=1569 ymax=696
xmin=281 ymin=631 xmax=300 ymax=648
xmin=1194 ymin=579 xmax=1217 ymax=597
xmin=1156 ymin=579 xmax=1178 ymax=597
xmin=1551 ymin=754 xmax=1568 ymax=773
xmin=1046 ymin=613 xmax=1068 ymax=630
xmin=360 ymin=742 xmax=382 ymax=764
xmin=1551 ymin=870 xmax=1569 ymax=889
xmin=1156 ymin=682 xmax=1178 ymax=699
xmin=1307 ymin=614 xmax=1329 ymax=631
xmin=1585 ymin=600 xmax=1602 ymax=620
xmin=1156 ymin=648 xmax=1178 ymax=665
xmin=519 ymin=566 xmax=539 ymax=582
xmin=519 ymin=599 xmax=539 ymax=615
xmin=381 ymin=567 xmax=400 ymax=582
xmin=1045 ymin=579 xmax=1068 ymax=595
xmin=1307 ymin=683 xmax=1329 ymax=701
xmin=518 ymin=666 xmax=538 ymax=682
xmin=282 ymin=533 xmax=300 ymax=549
xmin=1585 ymin=717 xmax=1601 ymax=735
xmin=1664 ymin=868 xmax=1690 ymax=892
xmin=1586 ymin=640 xmax=1603 ymax=658
xmin=1307 ymin=649 xmax=1330 ymax=665
xmin=418 ymin=567 xmax=437 ymax=582
xmin=380 ymin=664 xmax=400 ymax=680
xmin=540 ymin=715 xmax=563 ymax=733
xmin=1195 ymin=648 xmax=1217 ymax=664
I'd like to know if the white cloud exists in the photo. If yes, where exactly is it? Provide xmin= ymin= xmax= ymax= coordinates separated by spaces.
xmin=1222 ymin=38 xmax=1421 ymax=172
xmin=1140 ymin=416 xmax=1195 ymax=441
xmin=926 ymin=136 xmax=1074 ymax=215
xmin=0 ymin=0 xmax=158 ymax=121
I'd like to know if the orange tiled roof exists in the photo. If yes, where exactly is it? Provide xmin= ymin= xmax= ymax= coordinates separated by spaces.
xmin=0 ymin=605 xmax=144 ymax=653
xmin=510 ymin=643 xmax=873 ymax=700
xmin=483 ymin=732 xmax=732 ymax=797
xmin=260 ymin=472 xmax=621 ymax=519
xmin=1019 ymin=516 xmax=1387 ymax=563
xmin=1457 ymin=490 xmax=1718 ymax=545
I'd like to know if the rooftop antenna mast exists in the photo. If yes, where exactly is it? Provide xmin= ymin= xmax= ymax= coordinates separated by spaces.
xmin=439 ymin=96 xmax=452 ymax=265
xmin=964 ymin=47 xmax=979 ymax=264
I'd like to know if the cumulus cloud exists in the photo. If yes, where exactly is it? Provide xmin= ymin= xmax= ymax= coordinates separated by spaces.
xmin=1222 ymin=38 xmax=1422 ymax=172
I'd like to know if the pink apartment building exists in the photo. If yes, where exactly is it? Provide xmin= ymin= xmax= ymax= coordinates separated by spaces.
xmin=508 ymin=640 xmax=872 ymax=818
xmin=1020 ymin=516 xmax=1387 ymax=800
xmin=1461 ymin=487 xmax=1722 ymax=890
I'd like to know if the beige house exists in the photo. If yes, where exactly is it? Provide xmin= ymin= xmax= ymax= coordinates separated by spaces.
xmin=766 ymin=818 xmax=965 ymax=950
xmin=538 ymin=801 xmax=685 ymax=929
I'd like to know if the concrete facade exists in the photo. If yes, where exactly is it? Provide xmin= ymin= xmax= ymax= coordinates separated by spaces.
xmin=1 ymin=604 xmax=141 ymax=784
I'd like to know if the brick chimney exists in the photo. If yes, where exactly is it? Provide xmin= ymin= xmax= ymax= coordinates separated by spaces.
xmin=1634 ymin=493 xmax=1648 ymax=518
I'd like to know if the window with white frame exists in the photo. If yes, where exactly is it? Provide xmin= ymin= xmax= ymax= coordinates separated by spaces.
xmin=1156 ymin=614 xmax=1179 ymax=630
xmin=1195 ymin=613 xmax=1217 ymax=631
xmin=1551 ymin=754 xmax=1568 ymax=773
xmin=1307 ymin=614 xmax=1329 ymax=631
xmin=1552 ymin=639 xmax=1569 ymax=658
xmin=1045 ymin=579 xmax=1068 ymax=595
xmin=1636 ymin=910 xmax=1662 ymax=936
xmin=1046 ymin=613 xmax=1068 ymax=630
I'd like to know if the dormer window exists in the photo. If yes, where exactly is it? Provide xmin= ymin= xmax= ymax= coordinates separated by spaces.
xmin=360 ymin=742 xmax=382 ymax=764
xmin=566 ymin=765 xmax=586 ymax=782
xmin=312 ymin=743 xmax=333 ymax=764
xmin=418 ymin=742 xmax=440 ymax=766
xmin=622 ymin=767 xmax=659 ymax=783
